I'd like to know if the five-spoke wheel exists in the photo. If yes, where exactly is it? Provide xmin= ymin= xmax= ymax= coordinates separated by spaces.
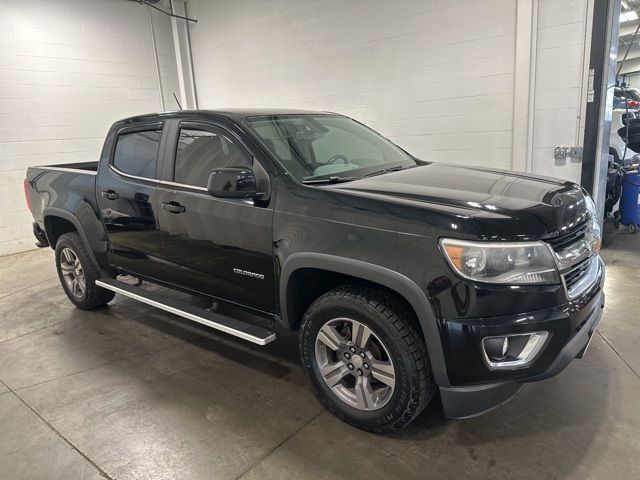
xmin=300 ymin=286 xmax=434 ymax=433
xmin=55 ymin=232 xmax=115 ymax=310
xmin=59 ymin=247 xmax=86 ymax=298
xmin=316 ymin=318 xmax=395 ymax=411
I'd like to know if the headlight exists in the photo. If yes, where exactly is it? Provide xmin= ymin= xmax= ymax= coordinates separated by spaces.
xmin=440 ymin=239 xmax=560 ymax=285
xmin=583 ymin=194 xmax=601 ymax=252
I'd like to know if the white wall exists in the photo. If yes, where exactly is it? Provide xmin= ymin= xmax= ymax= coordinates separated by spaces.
xmin=531 ymin=0 xmax=592 ymax=180
xmin=187 ymin=0 xmax=593 ymax=179
xmin=0 ymin=0 xmax=175 ymax=256
xmin=0 ymin=0 xmax=595 ymax=256
xmin=150 ymin=5 xmax=182 ymax=110
xmin=187 ymin=0 xmax=517 ymax=168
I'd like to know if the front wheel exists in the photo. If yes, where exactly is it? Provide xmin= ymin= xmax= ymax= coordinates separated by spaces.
xmin=55 ymin=232 xmax=115 ymax=310
xmin=299 ymin=286 xmax=434 ymax=433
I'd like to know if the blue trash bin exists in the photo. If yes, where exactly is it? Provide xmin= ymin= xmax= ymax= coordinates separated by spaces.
xmin=620 ymin=170 xmax=640 ymax=233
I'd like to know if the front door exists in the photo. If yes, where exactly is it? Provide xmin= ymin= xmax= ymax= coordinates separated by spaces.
xmin=96 ymin=122 xmax=166 ymax=280
xmin=156 ymin=120 xmax=276 ymax=313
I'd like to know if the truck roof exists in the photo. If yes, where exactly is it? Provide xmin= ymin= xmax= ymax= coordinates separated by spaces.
xmin=116 ymin=108 xmax=337 ymax=125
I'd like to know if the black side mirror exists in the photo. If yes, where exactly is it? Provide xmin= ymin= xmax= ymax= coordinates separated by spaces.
xmin=207 ymin=167 xmax=257 ymax=199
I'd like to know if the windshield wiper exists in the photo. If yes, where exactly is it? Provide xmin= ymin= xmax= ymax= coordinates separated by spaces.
xmin=301 ymin=176 xmax=360 ymax=184
xmin=363 ymin=165 xmax=410 ymax=178
xmin=302 ymin=165 xmax=413 ymax=184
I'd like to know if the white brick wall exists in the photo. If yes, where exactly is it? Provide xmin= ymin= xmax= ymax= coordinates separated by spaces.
xmin=150 ymin=6 xmax=181 ymax=110
xmin=0 ymin=0 xmax=175 ymax=256
xmin=187 ymin=0 xmax=518 ymax=168
xmin=187 ymin=0 xmax=593 ymax=183
xmin=0 ymin=0 xmax=594 ymax=256
xmin=531 ymin=0 xmax=591 ymax=182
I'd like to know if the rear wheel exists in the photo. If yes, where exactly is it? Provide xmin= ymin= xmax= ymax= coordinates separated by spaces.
xmin=55 ymin=232 xmax=115 ymax=309
xmin=299 ymin=286 xmax=434 ymax=433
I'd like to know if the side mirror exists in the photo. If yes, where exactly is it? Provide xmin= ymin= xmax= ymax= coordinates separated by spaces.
xmin=207 ymin=167 xmax=258 ymax=199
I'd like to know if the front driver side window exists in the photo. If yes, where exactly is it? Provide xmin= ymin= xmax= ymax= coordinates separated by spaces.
xmin=174 ymin=125 xmax=252 ymax=188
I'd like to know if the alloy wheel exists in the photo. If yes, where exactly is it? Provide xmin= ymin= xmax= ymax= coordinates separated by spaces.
xmin=315 ymin=317 xmax=395 ymax=411
xmin=59 ymin=247 xmax=86 ymax=298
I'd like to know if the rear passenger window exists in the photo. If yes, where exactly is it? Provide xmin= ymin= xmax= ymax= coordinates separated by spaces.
xmin=174 ymin=126 xmax=251 ymax=188
xmin=113 ymin=129 xmax=162 ymax=179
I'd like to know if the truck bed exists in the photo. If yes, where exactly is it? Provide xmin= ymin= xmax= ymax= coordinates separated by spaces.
xmin=33 ymin=161 xmax=99 ymax=173
xmin=26 ymin=161 xmax=99 ymax=227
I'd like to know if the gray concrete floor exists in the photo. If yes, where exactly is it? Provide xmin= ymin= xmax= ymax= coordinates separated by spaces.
xmin=0 ymin=225 xmax=639 ymax=480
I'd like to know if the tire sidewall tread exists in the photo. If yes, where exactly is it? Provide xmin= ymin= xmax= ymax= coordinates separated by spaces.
xmin=299 ymin=285 xmax=434 ymax=433
xmin=55 ymin=232 xmax=114 ymax=310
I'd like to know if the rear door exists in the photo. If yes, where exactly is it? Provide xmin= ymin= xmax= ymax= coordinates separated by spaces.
xmin=96 ymin=122 xmax=167 ymax=280
xmin=156 ymin=119 xmax=276 ymax=313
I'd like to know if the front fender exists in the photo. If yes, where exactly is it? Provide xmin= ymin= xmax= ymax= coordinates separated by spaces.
xmin=279 ymin=252 xmax=450 ymax=386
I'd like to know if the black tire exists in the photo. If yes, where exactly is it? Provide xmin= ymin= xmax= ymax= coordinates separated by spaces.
xmin=609 ymin=147 xmax=621 ymax=165
xmin=630 ymin=223 xmax=637 ymax=234
xmin=55 ymin=232 xmax=115 ymax=310
xmin=299 ymin=286 xmax=434 ymax=433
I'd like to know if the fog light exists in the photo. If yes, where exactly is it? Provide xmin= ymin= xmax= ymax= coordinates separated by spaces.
xmin=482 ymin=332 xmax=548 ymax=370
xmin=484 ymin=336 xmax=509 ymax=361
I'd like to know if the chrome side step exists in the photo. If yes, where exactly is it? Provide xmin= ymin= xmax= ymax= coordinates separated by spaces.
xmin=96 ymin=278 xmax=276 ymax=345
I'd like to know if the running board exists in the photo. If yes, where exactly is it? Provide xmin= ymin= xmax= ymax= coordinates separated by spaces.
xmin=95 ymin=278 xmax=276 ymax=345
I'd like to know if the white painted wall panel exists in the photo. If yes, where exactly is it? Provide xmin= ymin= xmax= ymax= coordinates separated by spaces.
xmin=186 ymin=0 xmax=593 ymax=187
xmin=531 ymin=0 xmax=591 ymax=182
xmin=0 ymin=0 xmax=595 ymax=256
xmin=187 ymin=0 xmax=517 ymax=168
xmin=0 ymin=0 xmax=175 ymax=256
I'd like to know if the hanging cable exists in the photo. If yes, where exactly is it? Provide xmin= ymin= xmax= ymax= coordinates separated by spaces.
xmin=129 ymin=0 xmax=197 ymax=23
xmin=621 ymin=83 xmax=630 ymax=162
xmin=617 ymin=17 xmax=640 ymax=76
xmin=616 ymin=11 xmax=640 ymax=165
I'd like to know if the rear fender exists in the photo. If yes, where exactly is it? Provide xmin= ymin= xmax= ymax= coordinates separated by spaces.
xmin=43 ymin=207 xmax=107 ymax=268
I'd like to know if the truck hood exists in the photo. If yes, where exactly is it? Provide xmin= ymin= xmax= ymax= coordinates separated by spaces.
xmin=330 ymin=163 xmax=589 ymax=239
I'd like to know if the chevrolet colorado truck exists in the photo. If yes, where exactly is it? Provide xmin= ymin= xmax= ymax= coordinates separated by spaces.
xmin=24 ymin=109 xmax=605 ymax=433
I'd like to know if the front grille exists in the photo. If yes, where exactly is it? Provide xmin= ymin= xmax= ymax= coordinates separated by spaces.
xmin=563 ymin=257 xmax=591 ymax=289
xmin=544 ymin=222 xmax=588 ymax=252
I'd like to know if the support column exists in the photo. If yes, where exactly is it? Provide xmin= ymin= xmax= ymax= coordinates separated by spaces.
xmin=148 ymin=6 xmax=165 ymax=111
xmin=581 ymin=0 xmax=621 ymax=220
xmin=170 ymin=0 xmax=198 ymax=109
xmin=512 ymin=0 xmax=538 ymax=173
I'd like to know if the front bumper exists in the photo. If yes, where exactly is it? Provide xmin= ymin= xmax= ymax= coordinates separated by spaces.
xmin=439 ymin=258 xmax=605 ymax=419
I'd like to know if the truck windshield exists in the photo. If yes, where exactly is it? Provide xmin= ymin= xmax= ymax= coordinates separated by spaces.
xmin=245 ymin=114 xmax=417 ymax=183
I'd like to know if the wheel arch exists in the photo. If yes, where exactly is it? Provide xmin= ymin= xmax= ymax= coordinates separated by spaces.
xmin=43 ymin=208 xmax=100 ymax=266
xmin=279 ymin=253 xmax=449 ymax=386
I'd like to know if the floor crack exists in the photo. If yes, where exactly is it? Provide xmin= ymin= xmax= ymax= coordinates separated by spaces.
xmin=597 ymin=331 xmax=640 ymax=381
xmin=0 ymin=276 xmax=57 ymax=302
xmin=233 ymin=407 xmax=325 ymax=480
xmin=9 ymin=337 xmax=197 ymax=394
xmin=0 ymin=317 xmax=74 ymax=345
xmin=8 ymin=387 xmax=114 ymax=480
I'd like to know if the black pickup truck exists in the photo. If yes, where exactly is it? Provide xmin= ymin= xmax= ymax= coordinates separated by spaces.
xmin=24 ymin=109 xmax=605 ymax=433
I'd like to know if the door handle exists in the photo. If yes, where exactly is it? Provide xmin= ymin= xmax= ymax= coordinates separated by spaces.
xmin=101 ymin=190 xmax=119 ymax=200
xmin=162 ymin=201 xmax=186 ymax=214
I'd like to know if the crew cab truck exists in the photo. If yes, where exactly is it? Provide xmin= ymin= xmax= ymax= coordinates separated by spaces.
xmin=24 ymin=109 xmax=605 ymax=433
